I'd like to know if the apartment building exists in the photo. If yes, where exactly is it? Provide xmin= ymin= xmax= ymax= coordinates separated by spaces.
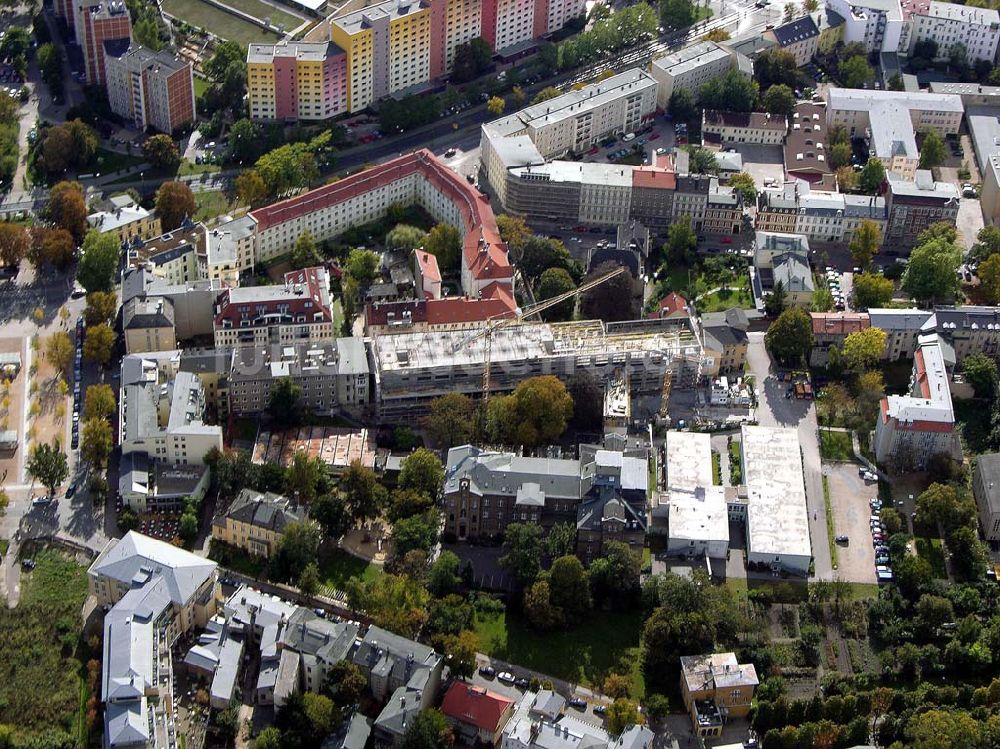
xmin=122 ymin=266 xmax=221 ymax=341
xmin=680 ymin=653 xmax=758 ymax=737
xmin=826 ymin=0 xmax=903 ymax=53
xmin=673 ymin=174 xmax=713 ymax=230
xmin=88 ymin=197 xmax=161 ymax=245
xmin=331 ymin=0 xmax=432 ymax=113
xmin=785 ymin=103 xmax=834 ymax=187
xmin=968 ymin=109 xmax=1000 ymax=227
xmin=908 ymin=1 xmax=1000 ymax=63
xmin=81 ymin=1 xmax=132 ymax=85
xmin=119 ymin=352 xmax=223 ymax=465
xmin=227 ymin=339 xmax=370 ymax=416
xmin=370 ymin=317 xmax=703 ymax=417
xmin=213 ymin=266 xmax=334 ymax=347
xmin=105 ymin=44 xmax=195 ymax=133
xmin=364 ymin=292 xmax=517 ymax=336
xmin=868 ymin=307 xmax=933 ymax=360
xmin=884 ymin=170 xmax=960 ymax=245
xmin=757 ymin=183 xmax=887 ymax=242
xmin=702 ymin=110 xmax=787 ymax=146
xmin=703 ymin=185 xmax=743 ymax=235
xmin=482 ymin=68 xmax=658 ymax=165
xmin=504 ymin=692 xmax=653 ymax=749
xmin=247 ymin=41 xmax=348 ymax=122
xmin=762 ymin=15 xmax=820 ymax=64
xmin=973 ymin=453 xmax=1000 ymax=542
xmin=91 ymin=532 xmax=218 ymax=749
xmin=649 ymin=41 xmax=752 ymax=109
xmin=700 ymin=309 xmax=749 ymax=374
xmin=660 ymin=431 xmax=730 ymax=559
xmin=118 ymin=453 xmax=210 ymax=512
xmin=124 ymin=296 xmax=177 ymax=354
xmin=809 ymin=311 xmax=870 ymax=366
xmin=826 ymin=87 xmax=964 ymax=142
xmin=126 ymin=223 xmax=202 ymax=286
xmin=441 ymin=684 xmax=515 ymax=746
xmin=874 ymin=332 xmax=959 ymax=469
xmin=752 ymin=231 xmax=815 ymax=308
xmin=249 ymin=150 xmax=513 ymax=305
xmin=212 ymin=488 xmax=307 ymax=557
xmin=428 ymin=0 xmax=482 ymax=78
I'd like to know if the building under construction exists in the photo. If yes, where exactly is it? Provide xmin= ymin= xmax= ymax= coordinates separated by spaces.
xmin=368 ymin=316 xmax=704 ymax=418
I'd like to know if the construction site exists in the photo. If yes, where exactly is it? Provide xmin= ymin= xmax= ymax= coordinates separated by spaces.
xmin=250 ymin=426 xmax=376 ymax=470
xmin=368 ymin=317 xmax=706 ymax=419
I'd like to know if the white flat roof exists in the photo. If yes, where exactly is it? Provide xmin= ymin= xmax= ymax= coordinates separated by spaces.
xmin=516 ymin=160 xmax=635 ymax=188
xmin=926 ymin=0 xmax=999 ymax=23
xmin=669 ymin=485 xmax=730 ymax=544
xmin=665 ymin=430 xmax=713 ymax=491
xmin=741 ymin=425 xmax=811 ymax=559
xmin=652 ymin=41 xmax=729 ymax=76
xmin=826 ymin=87 xmax=964 ymax=114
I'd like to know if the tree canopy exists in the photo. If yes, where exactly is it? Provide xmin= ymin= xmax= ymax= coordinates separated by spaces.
xmin=902 ymin=233 xmax=962 ymax=303
xmin=26 ymin=441 xmax=68 ymax=496
xmin=765 ymin=307 xmax=814 ymax=366
xmin=485 ymin=376 xmax=574 ymax=448
xmin=842 ymin=327 xmax=887 ymax=370
xmin=155 ymin=181 xmax=196 ymax=231
xmin=77 ymin=230 xmax=119 ymax=293
xmin=849 ymin=220 xmax=881 ymax=271
xmin=581 ymin=261 xmax=638 ymax=322
xmin=852 ymin=272 xmax=894 ymax=309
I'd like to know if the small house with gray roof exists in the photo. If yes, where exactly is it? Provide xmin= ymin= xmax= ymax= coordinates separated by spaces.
xmin=212 ymin=488 xmax=308 ymax=559
xmin=352 ymin=625 xmax=443 ymax=706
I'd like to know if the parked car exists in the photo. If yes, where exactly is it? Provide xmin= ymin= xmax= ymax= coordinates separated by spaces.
xmin=21 ymin=559 xmax=35 ymax=570
xmin=497 ymin=671 xmax=515 ymax=684
xmin=514 ymin=677 xmax=530 ymax=689
xmin=478 ymin=665 xmax=496 ymax=678
xmin=835 ymin=535 xmax=849 ymax=544
xmin=594 ymin=705 xmax=607 ymax=716
xmin=568 ymin=698 xmax=587 ymax=710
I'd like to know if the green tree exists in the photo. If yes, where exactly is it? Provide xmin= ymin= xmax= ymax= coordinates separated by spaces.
xmin=840 ymin=55 xmax=873 ymax=88
xmin=273 ymin=521 xmax=321 ymax=580
xmin=285 ymin=451 xmax=325 ymax=503
xmin=346 ymin=573 xmax=430 ymax=638
xmin=234 ymin=170 xmax=267 ymax=207
xmin=686 ymin=147 xmax=719 ymax=175
xmin=842 ymin=327 xmax=887 ymax=370
xmin=46 ymin=331 xmax=73 ymax=374
xmin=155 ymin=181 xmax=196 ymax=231
xmin=524 ymin=579 xmax=563 ymax=630
xmin=179 ymin=510 xmax=198 ymax=542
xmin=762 ymin=84 xmax=796 ymax=116
xmin=903 ymin=234 xmax=962 ymax=303
xmin=423 ymin=223 xmax=462 ymax=272
xmin=401 ymin=710 xmax=453 ymax=749
xmin=82 ymin=323 xmax=115 ymax=369
xmin=487 ymin=96 xmax=506 ymax=116
xmin=754 ymin=48 xmax=799 ymax=89
xmin=427 ymin=550 xmax=461 ymax=597
xmin=341 ymin=460 xmax=384 ymax=526
xmin=518 ymin=236 xmax=575 ymax=280
xmin=963 ymin=352 xmax=998 ymax=399
xmin=978 ymin=253 xmax=1000 ymax=303
xmin=399 ymin=448 xmax=444 ymax=498
xmin=26 ymin=440 xmax=68 ymax=496
xmin=783 ymin=2 xmax=795 ymax=21
xmin=849 ymin=220 xmax=881 ymax=271
xmin=728 ymin=172 xmax=758 ymax=203
xmin=829 ymin=141 xmax=853 ymax=170
xmin=545 ymin=522 xmax=577 ymax=559
xmin=422 ymin=393 xmax=474 ymax=448
xmin=948 ymin=525 xmax=988 ymax=581
xmin=203 ymin=39 xmax=246 ymax=114
xmin=255 ymin=141 xmax=320 ymax=196
xmin=77 ymin=230 xmax=120 ymax=293
xmin=537 ymin=267 xmax=577 ymax=321
xmin=580 ymin=261 xmax=638 ymax=322
xmin=310 ymin=492 xmax=351 ymax=539
xmin=450 ymin=37 xmax=492 ymax=82
xmin=549 ymin=555 xmax=592 ymax=622
xmin=765 ymin=307 xmax=814 ymax=366
xmin=142 ymin=134 xmax=180 ymax=171
xmin=290 ymin=231 xmax=322 ymax=270
xmin=499 ymin=523 xmax=543 ymax=587
xmin=486 ymin=375 xmax=574 ymax=448
xmin=531 ymin=86 xmax=562 ymax=105
xmin=852 ymin=273 xmax=894 ymax=309
xmin=84 ymin=384 xmax=116 ymax=421
xmin=859 ymin=158 xmax=887 ymax=194
xmin=589 ymin=541 xmax=641 ymax=606
xmin=906 ymin=709 xmax=982 ymax=749
xmin=919 ymin=130 xmax=946 ymax=169
xmin=345 ymin=248 xmax=380 ymax=283
xmin=699 ymin=69 xmax=759 ymax=112
xmin=606 ymin=699 xmax=643 ymax=735
xmin=970 ymin=225 xmax=1000 ymax=263
xmin=297 ymin=562 xmax=320 ymax=595
xmin=84 ymin=291 xmax=117 ymax=327
xmin=496 ymin=214 xmax=531 ymax=254
xmin=268 ymin=377 xmax=302 ymax=426
xmin=665 ymin=215 xmax=698 ymax=265
xmin=324 ymin=660 xmax=368 ymax=707
xmin=660 ymin=0 xmax=694 ymax=29
xmin=915 ymin=483 xmax=976 ymax=534
xmin=764 ymin=279 xmax=787 ymax=317
xmin=385 ymin=224 xmax=428 ymax=250
xmin=444 ymin=629 xmax=479 ymax=680
xmin=668 ymin=88 xmax=697 ymax=122
xmin=227 ymin=118 xmax=263 ymax=164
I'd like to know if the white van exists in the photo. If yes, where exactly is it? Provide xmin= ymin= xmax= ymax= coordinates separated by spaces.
xmin=622 ymin=133 xmax=636 ymax=142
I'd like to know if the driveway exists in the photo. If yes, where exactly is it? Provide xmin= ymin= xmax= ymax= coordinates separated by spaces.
xmin=746 ymin=332 xmax=834 ymax=580
xmin=824 ymin=462 xmax=877 ymax=583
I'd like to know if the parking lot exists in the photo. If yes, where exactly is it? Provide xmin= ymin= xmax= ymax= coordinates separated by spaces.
xmin=824 ymin=462 xmax=878 ymax=583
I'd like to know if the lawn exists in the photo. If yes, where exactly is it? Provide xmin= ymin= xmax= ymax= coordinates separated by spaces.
xmin=819 ymin=429 xmax=853 ymax=461
xmin=0 ymin=547 xmax=91 ymax=746
xmin=823 ymin=475 xmax=838 ymax=569
xmin=712 ymin=450 xmax=721 ymax=485
xmin=193 ymin=76 xmax=209 ymax=100
xmin=695 ymin=276 xmax=755 ymax=313
xmin=194 ymin=190 xmax=240 ymax=223
xmin=915 ymin=537 xmax=948 ymax=579
xmin=728 ymin=439 xmax=742 ymax=485
xmin=209 ymin=539 xmax=268 ymax=578
xmin=161 ymin=0 xmax=281 ymax=45
xmin=475 ymin=608 xmax=646 ymax=696
xmin=177 ymin=160 xmax=222 ymax=177
xmin=954 ymin=398 xmax=992 ymax=455
xmin=224 ymin=0 xmax=301 ymax=31
xmin=92 ymin=148 xmax=145 ymax=176
xmin=317 ymin=547 xmax=381 ymax=596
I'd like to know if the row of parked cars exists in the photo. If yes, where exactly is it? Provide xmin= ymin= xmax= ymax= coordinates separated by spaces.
xmin=477 ymin=666 xmax=601 ymax=713
xmin=869 ymin=496 xmax=894 ymax=581
xmin=71 ymin=316 xmax=84 ymax=450
xmin=824 ymin=267 xmax=848 ymax=311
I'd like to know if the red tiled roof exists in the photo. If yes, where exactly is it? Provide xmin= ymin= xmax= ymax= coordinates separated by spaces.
xmin=441 ymin=683 xmax=514 ymax=732
xmin=250 ymin=149 xmax=511 ymax=288
xmin=810 ymin=312 xmax=870 ymax=335
xmin=365 ymin=286 xmax=516 ymax=329
xmin=632 ymin=158 xmax=677 ymax=190
xmin=414 ymin=250 xmax=441 ymax=283
xmin=215 ymin=266 xmax=331 ymax=328
xmin=659 ymin=292 xmax=687 ymax=315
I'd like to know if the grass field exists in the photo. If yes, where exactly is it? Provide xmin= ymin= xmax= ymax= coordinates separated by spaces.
xmin=317 ymin=548 xmax=381 ymax=597
xmin=823 ymin=475 xmax=838 ymax=569
xmin=93 ymin=148 xmax=145 ymax=176
xmin=915 ymin=537 xmax=948 ymax=579
xmin=162 ymin=0 xmax=281 ymax=45
xmin=194 ymin=190 xmax=240 ymax=222
xmin=475 ymin=608 xmax=646 ymax=696
xmin=225 ymin=0 xmax=301 ymax=31
xmin=697 ymin=280 xmax=754 ymax=313
xmin=819 ymin=429 xmax=853 ymax=461
xmin=0 ymin=548 xmax=91 ymax=746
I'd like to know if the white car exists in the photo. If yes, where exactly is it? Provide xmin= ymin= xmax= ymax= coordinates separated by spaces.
xmin=497 ymin=671 xmax=515 ymax=684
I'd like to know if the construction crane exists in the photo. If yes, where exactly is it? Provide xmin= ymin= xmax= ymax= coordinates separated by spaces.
xmin=452 ymin=264 xmax=629 ymax=407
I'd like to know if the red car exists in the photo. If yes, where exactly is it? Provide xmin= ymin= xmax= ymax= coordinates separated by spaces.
xmin=649 ymin=133 xmax=661 ymax=141
xmin=587 ymin=147 xmax=600 ymax=155
xmin=722 ymin=236 xmax=733 ymax=244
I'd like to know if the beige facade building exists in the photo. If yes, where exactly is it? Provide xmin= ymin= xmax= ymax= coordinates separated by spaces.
xmin=680 ymin=653 xmax=758 ymax=738
xmin=212 ymin=489 xmax=307 ymax=557
xmin=123 ymin=297 xmax=177 ymax=355
xmin=702 ymin=111 xmax=787 ymax=146
xmin=650 ymin=41 xmax=751 ymax=109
